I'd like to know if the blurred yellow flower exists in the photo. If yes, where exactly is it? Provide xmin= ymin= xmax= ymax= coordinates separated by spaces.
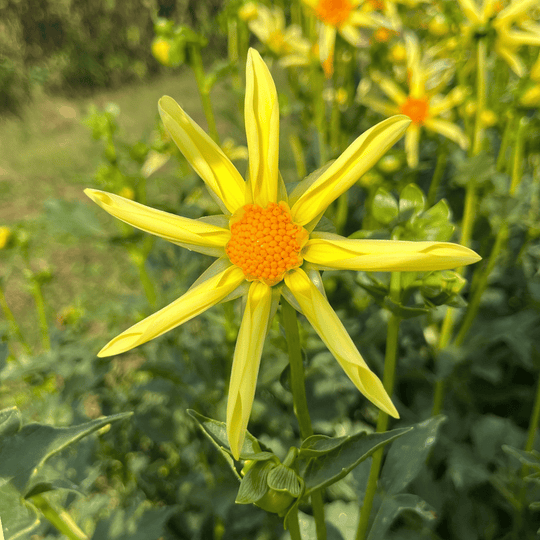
xmin=243 ymin=4 xmax=313 ymax=67
xmin=457 ymin=0 xmax=540 ymax=76
xmin=0 ymin=226 xmax=10 ymax=249
xmin=86 ymin=49 xmax=480 ymax=459
xmin=360 ymin=33 xmax=469 ymax=167
xmin=302 ymin=0 xmax=390 ymax=76
xmin=151 ymin=38 xmax=172 ymax=66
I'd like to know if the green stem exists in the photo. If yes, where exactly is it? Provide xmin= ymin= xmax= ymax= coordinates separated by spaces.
xmin=312 ymin=65 xmax=328 ymax=166
xmin=515 ymin=374 xmax=540 ymax=537
xmin=427 ymin=142 xmax=448 ymax=207
xmin=431 ymin=37 xmax=486 ymax=416
xmin=31 ymin=278 xmax=50 ymax=351
xmin=496 ymin=112 xmax=515 ymax=173
xmin=189 ymin=44 xmax=220 ymax=144
xmin=287 ymin=506 xmax=303 ymax=540
xmin=31 ymin=494 xmax=87 ymax=540
xmin=136 ymin=257 xmax=157 ymax=310
xmin=355 ymin=272 xmax=401 ymax=540
xmin=0 ymin=284 xmax=32 ymax=355
xmin=282 ymin=300 xmax=327 ymax=540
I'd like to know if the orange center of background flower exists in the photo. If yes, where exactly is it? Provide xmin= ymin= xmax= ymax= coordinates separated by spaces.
xmin=400 ymin=97 xmax=430 ymax=125
xmin=226 ymin=202 xmax=307 ymax=286
xmin=315 ymin=0 xmax=353 ymax=27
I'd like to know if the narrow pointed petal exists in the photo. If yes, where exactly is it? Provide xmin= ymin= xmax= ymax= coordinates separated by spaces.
xmin=85 ymin=189 xmax=230 ymax=256
xmin=227 ymin=282 xmax=272 ymax=460
xmin=404 ymin=124 xmax=420 ymax=168
xmin=319 ymin=24 xmax=337 ymax=77
xmin=424 ymin=118 xmax=470 ymax=150
xmin=371 ymin=71 xmax=408 ymax=105
xmin=303 ymin=233 xmax=481 ymax=271
xmin=359 ymin=96 xmax=400 ymax=117
xmin=502 ymin=29 xmax=540 ymax=47
xmin=456 ymin=0 xmax=482 ymax=24
xmin=245 ymin=49 xmax=280 ymax=206
xmin=98 ymin=264 xmax=245 ymax=357
xmin=158 ymin=96 xmax=245 ymax=213
xmin=290 ymin=115 xmax=410 ymax=226
xmin=496 ymin=0 xmax=539 ymax=24
xmin=495 ymin=43 xmax=526 ymax=77
xmin=284 ymin=269 xmax=399 ymax=418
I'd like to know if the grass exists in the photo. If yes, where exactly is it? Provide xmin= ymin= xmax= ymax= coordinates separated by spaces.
xmin=0 ymin=68 xmax=233 ymax=349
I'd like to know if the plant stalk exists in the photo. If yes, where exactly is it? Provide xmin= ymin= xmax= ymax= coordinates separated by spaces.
xmin=282 ymin=299 xmax=327 ymax=540
xmin=355 ymin=272 xmax=401 ymax=540
xmin=32 ymin=494 xmax=87 ymax=540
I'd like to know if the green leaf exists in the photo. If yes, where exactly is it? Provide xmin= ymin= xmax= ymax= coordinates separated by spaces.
xmin=0 ymin=483 xmax=40 ymax=540
xmin=0 ymin=407 xmax=22 ymax=438
xmin=399 ymin=184 xmax=426 ymax=219
xmin=372 ymin=187 xmax=399 ymax=225
xmin=267 ymin=464 xmax=303 ymax=497
xmin=367 ymin=493 xmax=436 ymax=540
xmin=187 ymin=409 xmax=273 ymax=462
xmin=383 ymin=297 xmax=430 ymax=319
xmin=299 ymin=434 xmax=349 ymax=457
xmin=503 ymin=445 xmax=540 ymax=470
xmin=91 ymin=504 xmax=177 ymax=540
xmin=302 ymin=427 xmax=411 ymax=495
xmin=380 ymin=416 xmax=446 ymax=495
xmin=236 ymin=460 xmax=276 ymax=504
xmin=0 ymin=412 xmax=132 ymax=495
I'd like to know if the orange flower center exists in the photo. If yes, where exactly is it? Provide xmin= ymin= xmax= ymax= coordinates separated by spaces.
xmin=226 ymin=202 xmax=308 ymax=286
xmin=399 ymin=97 xmax=430 ymax=125
xmin=315 ymin=0 xmax=353 ymax=27
xmin=372 ymin=27 xmax=398 ymax=43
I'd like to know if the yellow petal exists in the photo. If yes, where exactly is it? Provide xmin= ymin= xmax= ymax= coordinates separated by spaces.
xmin=424 ymin=118 xmax=470 ymax=150
xmin=158 ymin=96 xmax=245 ymax=214
xmin=404 ymin=123 xmax=420 ymax=168
xmin=456 ymin=0 xmax=482 ymax=24
xmin=496 ymin=0 xmax=539 ymax=25
xmin=284 ymin=268 xmax=399 ymax=418
xmin=494 ymin=42 xmax=526 ymax=77
xmin=97 ymin=263 xmax=245 ymax=357
xmin=290 ymin=115 xmax=410 ymax=226
xmin=85 ymin=189 xmax=230 ymax=257
xmin=245 ymin=49 xmax=280 ymax=206
xmin=227 ymin=282 xmax=272 ymax=460
xmin=319 ymin=24 xmax=337 ymax=77
xmin=303 ymin=232 xmax=481 ymax=271
xmin=371 ymin=71 xmax=408 ymax=105
xmin=359 ymin=96 xmax=400 ymax=117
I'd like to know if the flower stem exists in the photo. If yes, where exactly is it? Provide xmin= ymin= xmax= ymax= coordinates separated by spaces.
xmin=432 ymin=37 xmax=486 ymax=415
xmin=427 ymin=142 xmax=448 ymax=207
xmin=355 ymin=272 xmax=401 ymax=540
xmin=31 ymin=494 xmax=87 ymax=540
xmin=189 ymin=44 xmax=220 ymax=145
xmin=0 ymin=284 xmax=32 ymax=355
xmin=282 ymin=299 xmax=327 ymax=540
xmin=31 ymin=278 xmax=50 ymax=352
xmin=287 ymin=506 xmax=303 ymax=540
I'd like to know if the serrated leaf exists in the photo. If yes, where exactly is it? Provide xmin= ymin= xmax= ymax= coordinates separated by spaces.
xmin=299 ymin=435 xmax=349 ymax=457
xmin=267 ymin=464 xmax=303 ymax=497
xmin=0 ymin=412 xmax=132 ymax=494
xmin=372 ymin=187 xmax=399 ymax=225
xmin=380 ymin=416 xmax=446 ymax=495
xmin=236 ymin=460 xmax=275 ymax=504
xmin=367 ymin=493 xmax=436 ymax=540
xmin=399 ymin=184 xmax=426 ymax=219
xmin=302 ymin=428 xmax=411 ymax=495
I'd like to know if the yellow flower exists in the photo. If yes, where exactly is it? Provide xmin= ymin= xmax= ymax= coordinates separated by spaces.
xmin=151 ymin=38 xmax=172 ymax=66
xmin=245 ymin=3 xmax=312 ymax=67
xmin=457 ymin=0 xmax=540 ymax=77
xmin=86 ymin=49 xmax=480 ymax=459
xmin=302 ymin=0 xmax=390 ymax=76
xmin=0 ymin=226 xmax=10 ymax=249
xmin=360 ymin=34 xmax=469 ymax=167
